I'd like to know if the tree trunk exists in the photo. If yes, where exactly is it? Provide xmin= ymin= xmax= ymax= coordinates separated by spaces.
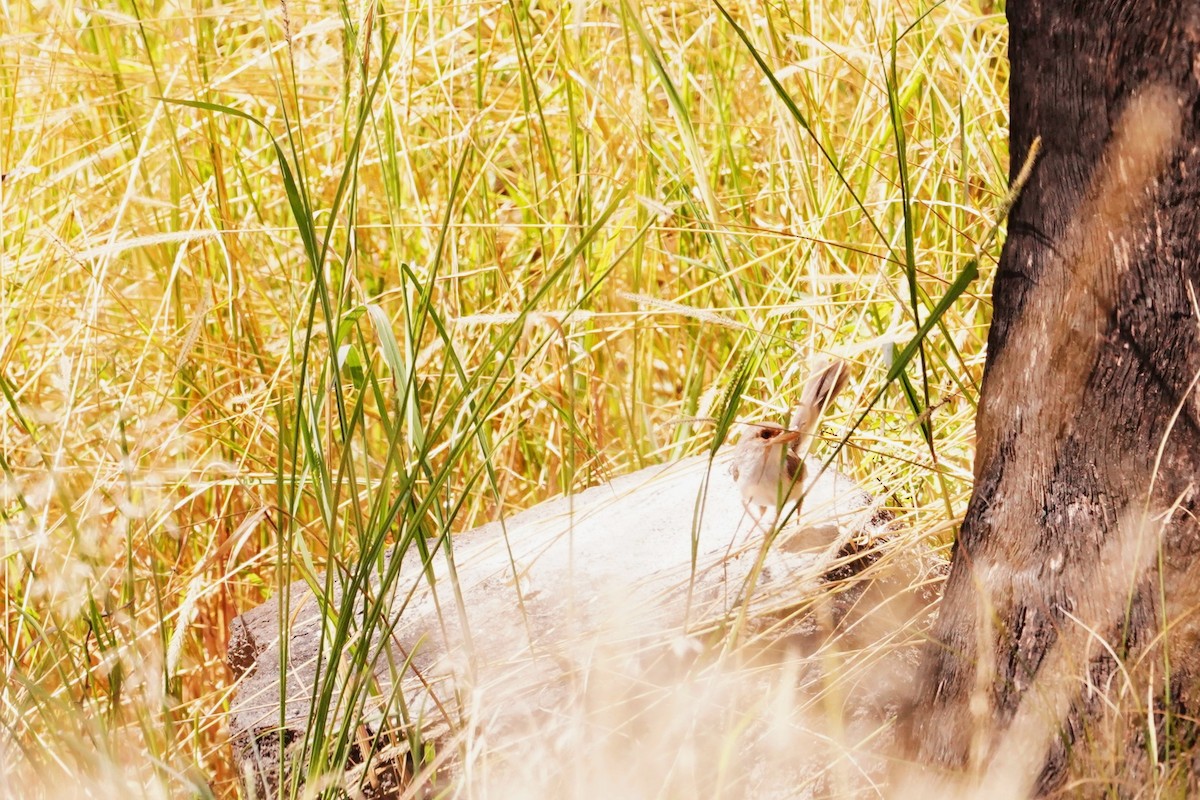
xmin=911 ymin=2 xmax=1200 ymax=795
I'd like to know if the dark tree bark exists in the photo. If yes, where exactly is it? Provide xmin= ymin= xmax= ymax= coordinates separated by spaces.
xmin=911 ymin=2 xmax=1200 ymax=795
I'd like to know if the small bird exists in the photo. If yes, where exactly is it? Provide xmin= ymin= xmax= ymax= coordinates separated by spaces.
xmin=729 ymin=357 xmax=850 ymax=520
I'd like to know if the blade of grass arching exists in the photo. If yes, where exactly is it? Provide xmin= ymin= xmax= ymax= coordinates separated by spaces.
xmin=164 ymin=98 xmax=316 ymax=256
xmin=167 ymin=41 xmax=391 ymax=493
xmin=289 ymin=26 xmax=400 ymax=518
xmin=160 ymin=99 xmax=319 ymax=275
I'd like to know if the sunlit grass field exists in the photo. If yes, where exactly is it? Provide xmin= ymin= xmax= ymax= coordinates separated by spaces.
xmin=0 ymin=0 xmax=1007 ymax=795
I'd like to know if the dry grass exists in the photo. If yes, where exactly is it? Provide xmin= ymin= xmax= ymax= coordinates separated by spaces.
xmin=0 ymin=0 xmax=1009 ymax=796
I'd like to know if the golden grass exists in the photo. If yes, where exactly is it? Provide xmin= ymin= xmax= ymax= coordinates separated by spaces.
xmin=0 ymin=0 xmax=1008 ymax=796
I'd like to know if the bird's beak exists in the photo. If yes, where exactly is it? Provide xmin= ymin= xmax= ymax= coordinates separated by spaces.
xmin=773 ymin=428 xmax=803 ymax=444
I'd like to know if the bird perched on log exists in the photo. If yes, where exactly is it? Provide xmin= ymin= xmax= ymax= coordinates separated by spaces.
xmin=729 ymin=357 xmax=850 ymax=520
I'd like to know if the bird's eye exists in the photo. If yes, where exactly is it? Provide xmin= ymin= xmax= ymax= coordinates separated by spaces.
xmin=759 ymin=429 xmax=772 ymax=439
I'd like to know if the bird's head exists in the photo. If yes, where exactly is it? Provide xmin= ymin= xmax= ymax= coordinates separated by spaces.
xmin=738 ymin=423 xmax=803 ymax=450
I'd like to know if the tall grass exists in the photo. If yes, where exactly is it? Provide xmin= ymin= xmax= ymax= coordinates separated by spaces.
xmin=0 ymin=0 xmax=1007 ymax=796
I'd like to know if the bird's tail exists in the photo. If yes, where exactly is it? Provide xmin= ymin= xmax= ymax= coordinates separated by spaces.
xmin=788 ymin=357 xmax=850 ymax=456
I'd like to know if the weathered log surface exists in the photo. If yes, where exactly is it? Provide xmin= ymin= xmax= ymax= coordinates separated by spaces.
xmin=227 ymin=449 xmax=904 ymax=796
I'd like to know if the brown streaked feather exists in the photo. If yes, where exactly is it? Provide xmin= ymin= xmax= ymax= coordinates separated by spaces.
xmin=788 ymin=357 xmax=850 ymax=457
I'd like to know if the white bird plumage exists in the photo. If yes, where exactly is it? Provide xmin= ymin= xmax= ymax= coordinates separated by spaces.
xmin=729 ymin=357 xmax=850 ymax=520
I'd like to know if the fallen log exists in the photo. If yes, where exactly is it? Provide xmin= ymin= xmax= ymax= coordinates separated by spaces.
xmin=227 ymin=448 xmax=915 ymax=797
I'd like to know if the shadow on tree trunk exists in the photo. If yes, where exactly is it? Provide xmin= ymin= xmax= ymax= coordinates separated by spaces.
xmin=903 ymin=2 xmax=1200 ymax=796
